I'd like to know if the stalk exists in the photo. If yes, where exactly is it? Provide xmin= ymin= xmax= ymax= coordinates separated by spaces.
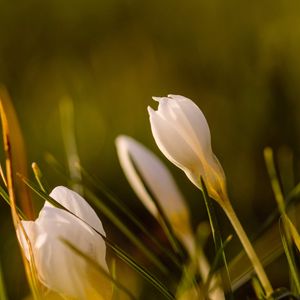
xmin=222 ymin=199 xmax=273 ymax=297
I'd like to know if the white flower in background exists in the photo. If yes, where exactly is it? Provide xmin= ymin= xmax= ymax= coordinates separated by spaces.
xmin=115 ymin=135 xmax=224 ymax=300
xmin=148 ymin=94 xmax=227 ymax=204
xmin=116 ymin=135 xmax=193 ymax=249
xmin=18 ymin=186 xmax=112 ymax=300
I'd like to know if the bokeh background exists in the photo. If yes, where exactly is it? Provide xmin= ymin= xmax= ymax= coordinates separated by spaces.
xmin=1 ymin=0 xmax=300 ymax=298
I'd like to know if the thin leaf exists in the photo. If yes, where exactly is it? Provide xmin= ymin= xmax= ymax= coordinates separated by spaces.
xmin=200 ymin=177 xmax=232 ymax=296
xmin=264 ymin=147 xmax=300 ymax=293
xmin=251 ymin=276 xmax=265 ymax=300
xmin=59 ymin=96 xmax=82 ymax=194
xmin=0 ymin=262 xmax=8 ymax=300
xmin=0 ymin=98 xmax=42 ymax=300
xmin=264 ymin=147 xmax=286 ymax=213
xmin=285 ymin=216 xmax=300 ymax=253
xmin=31 ymin=162 xmax=48 ymax=193
xmin=129 ymin=159 xmax=185 ymax=259
xmin=0 ymin=185 xmax=27 ymax=220
xmin=0 ymin=86 xmax=34 ymax=219
xmin=78 ymin=165 xmax=182 ymax=270
xmin=62 ymin=239 xmax=137 ymax=300
xmin=203 ymin=235 xmax=232 ymax=298
xmin=279 ymin=217 xmax=300 ymax=294
xmin=111 ymin=259 xmax=120 ymax=300
xmin=84 ymin=188 xmax=169 ymax=274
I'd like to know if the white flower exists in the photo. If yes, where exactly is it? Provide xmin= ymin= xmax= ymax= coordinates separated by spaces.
xmin=115 ymin=136 xmax=224 ymax=300
xmin=115 ymin=135 xmax=193 ymax=247
xmin=17 ymin=186 xmax=111 ymax=300
xmin=148 ymin=94 xmax=227 ymax=203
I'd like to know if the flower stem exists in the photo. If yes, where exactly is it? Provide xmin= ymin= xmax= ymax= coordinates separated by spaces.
xmin=222 ymin=200 xmax=273 ymax=297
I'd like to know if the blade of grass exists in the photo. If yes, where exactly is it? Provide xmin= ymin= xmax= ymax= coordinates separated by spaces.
xmin=84 ymin=188 xmax=169 ymax=274
xmin=77 ymin=164 xmax=183 ymax=270
xmin=252 ymin=181 xmax=300 ymax=241
xmin=111 ymin=258 xmax=120 ymax=300
xmin=0 ymin=99 xmax=41 ymax=299
xmin=202 ymin=235 xmax=232 ymax=298
xmin=59 ymin=97 xmax=82 ymax=194
xmin=31 ymin=162 xmax=48 ymax=193
xmin=279 ymin=217 xmax=300 ymax=294
xmin=264 ymin=147 xmax=300 ymax=293
xmin=251 ymin=276 xmax=265 ymax=300
xmin=0 ymin=185 xmax=27 ymax=220
xmin=0 ymin=86 xmax=34 ymax=219
xmin=0 ymin=262 xmax=8 ymax=300
xmin=200 ymin=177 xmax=232 ymax=297
xmin=130 ymin=159 xmax=185 ymax=259
xmin=19 ymin=175 xmax=176 ymax=300
xmin=285 ymin=216 xmax=300 ymax=253
xmin=62 ymin=239 xmax=137 ymax=300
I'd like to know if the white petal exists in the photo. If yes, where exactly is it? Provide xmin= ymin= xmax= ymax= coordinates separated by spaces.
xmin=171 ymin=95 xmax=211 ymax=151
xmin=116 ymin=135 xmax=187 ymax=219
xmin=49 ymin=186 xmax=105 ymax=235
xmin=149 ymin=108 xmax=204 ymax=175
xmin=29 ymin=206 xmax=107 ymax=298
xmin=163 ymin=95 xmax=212 ymax=156
xmin=116 ymin=135 xmax=158 ymax=216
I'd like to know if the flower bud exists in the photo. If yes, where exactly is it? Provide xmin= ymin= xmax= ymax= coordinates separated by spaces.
xmin=148 ymin=94 xmax=227 ymax=203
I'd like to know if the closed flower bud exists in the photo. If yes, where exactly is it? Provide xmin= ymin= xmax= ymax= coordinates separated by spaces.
xmin=18 ymin=186 xmax=111 ymax=300
xmin=148 ymin=94 xmax=227 ymax=204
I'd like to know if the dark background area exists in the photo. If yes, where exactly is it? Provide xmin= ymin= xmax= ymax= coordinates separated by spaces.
xmin=1 ymin=0 xmax=300 ymax=298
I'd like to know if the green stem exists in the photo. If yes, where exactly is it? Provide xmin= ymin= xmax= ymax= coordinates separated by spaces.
xmin=222 ymin=200 xmax=273 ymax=297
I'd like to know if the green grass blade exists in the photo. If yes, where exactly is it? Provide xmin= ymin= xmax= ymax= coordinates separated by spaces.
xmin=264 ymin=147 xmax=286 ymax=214
xmin=285 ymin=216 xmax=300 ymax=253
xmin=84 ymin=188 xmax=169 ymax=274
xmin=59 ymin=97 xmax=83 ymax=194
xmin=251 ymin=276 xmax=265 ymax=300
xmin=279 ymin=217 xmax=300 ymax=294
xmin=0 ymin=185 xmax=27 ymax=220
xmin=78 ymin=166 xmax=182 ymax=269
xmin=200 ymin=177 xmax=232 ymax=296
xmin=106 ymin=239 xmax=175 ymax=300
xmin=111 ymin=259 xmax=120 ymax=300
xmin=203 ymin=235 xmax=232 ymax=298
xmin=31 ymin=162 xmax=48 ymax=193
xmin=62 ymin=239 xmax=137 ymax=300
xmin=0 ymin=262 xmax=8 ymax=300
xmin=129 ymin=160 xmax=185 ymax=259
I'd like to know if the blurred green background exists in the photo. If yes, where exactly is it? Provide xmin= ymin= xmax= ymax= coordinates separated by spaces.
xmin=1 ymin=0 xmax=300 ymax=298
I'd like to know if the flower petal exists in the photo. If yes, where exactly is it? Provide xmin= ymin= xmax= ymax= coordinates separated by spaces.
xmin=116 ymin=135 xmax=187 ymax=219
xmin=48 ymin=186 xmax=105 ymax=234
xmin=22 ymin=205 xmax=108 ymax=299
xmin=148 ymin=106 xmax=204 ymax=176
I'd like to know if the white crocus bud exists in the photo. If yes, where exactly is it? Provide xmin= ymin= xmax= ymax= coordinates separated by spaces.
xmin=148 ymin=94 xmax=227 ymax=204
xmin=115 ymin=136 xmax=224 ymax=300
xmin=115 ymin=135 xmax=193 ymax=249
xmin=18 ymin=186 xmax=112 ymax=300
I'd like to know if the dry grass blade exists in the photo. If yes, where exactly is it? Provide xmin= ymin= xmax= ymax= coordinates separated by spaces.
xmin=0 ymin=86 xmax=34 ymax=219
xmin=59 ymin=96 xmax=82 ymax=194
xmin=0 ymin=97 xmax=41 ymax=299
